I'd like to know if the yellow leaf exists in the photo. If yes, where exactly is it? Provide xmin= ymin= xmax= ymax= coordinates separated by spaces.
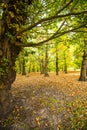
xmin=15 ymin=24 xmax=20 ymax=31
xmin=9 ymin=12 xmax=14 ymax=18
xmin=16 ymin=35 xmax=21 ymax=39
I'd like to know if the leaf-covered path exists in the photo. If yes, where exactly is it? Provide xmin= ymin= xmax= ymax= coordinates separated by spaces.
xmin=11 ymin=72 xmax=87 ymax=130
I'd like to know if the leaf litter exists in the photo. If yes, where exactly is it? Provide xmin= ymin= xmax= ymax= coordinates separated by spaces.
xmin=10 ymin=72 xmax=87 ymax=130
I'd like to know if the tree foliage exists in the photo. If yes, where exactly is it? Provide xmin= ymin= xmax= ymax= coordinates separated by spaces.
xmin=0 ymin=0 xmax=87 ymax=46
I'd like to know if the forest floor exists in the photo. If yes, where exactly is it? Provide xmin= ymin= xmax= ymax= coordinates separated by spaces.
xmin=9 ymin=72 xmax=87 ymax=130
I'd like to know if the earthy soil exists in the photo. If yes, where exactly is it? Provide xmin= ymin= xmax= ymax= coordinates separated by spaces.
xmin=9 ymin=72 xmax=87 ymax=130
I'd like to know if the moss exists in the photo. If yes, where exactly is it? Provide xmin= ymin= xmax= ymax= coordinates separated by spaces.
xmin=0 ymin=56 xmax=9 ymax=75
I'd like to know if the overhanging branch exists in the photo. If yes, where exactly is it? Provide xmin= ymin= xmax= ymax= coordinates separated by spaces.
xmin=14 ymin=24 xmax=86 ymax=47
xmin=16 ymin=10 xmax=87 ymax=37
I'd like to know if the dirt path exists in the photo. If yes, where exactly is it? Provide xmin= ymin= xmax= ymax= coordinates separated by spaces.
xmin=10 ymin=72 xmax=87 ymax=130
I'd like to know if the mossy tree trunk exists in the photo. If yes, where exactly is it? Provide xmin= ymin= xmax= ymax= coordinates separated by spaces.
xmin=0 ymin=38 xmax=21 ymax=119
xmin=0 ymin=0 xmax=32 ymax=127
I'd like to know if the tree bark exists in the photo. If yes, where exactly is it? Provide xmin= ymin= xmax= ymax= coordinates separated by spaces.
xmin=79 ymin=40 xmax=87 ymax=81
xmin=0 ymin=38 xmax=21 ymax=120
xmin=0 ymin=1 xmax=32 ymax=127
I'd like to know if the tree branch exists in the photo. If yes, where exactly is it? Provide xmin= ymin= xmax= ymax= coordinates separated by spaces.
xmin=16 ymin=10 xmax=87 ymax=37
xmin=55 ymin=0 xmax=73 ymax=15
xmin=14 ymin=24 xmax=86 ymax=47
xmin=54 ymin=24 xmax=86 ymax=39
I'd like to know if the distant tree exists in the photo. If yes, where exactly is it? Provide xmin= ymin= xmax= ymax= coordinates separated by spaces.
xmin=79 ymin=38 xmax=87 ymax=81
xmin=21 ymin=57 xmax=26 ymax=75
xmin=40 ymin=57 xmax=45 ymax=74
xmin=63 ymin=51 xmax=67 ymax=73
xmin=44 ymin=44 xmax=49 ymax=76
xmin=28 ymin=62 xmax=31 ymax=73
xmin=55 ymin=44 xmax=59 ymax=75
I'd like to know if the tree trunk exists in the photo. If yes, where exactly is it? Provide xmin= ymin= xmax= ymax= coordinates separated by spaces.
xmin=21 ymin=57 xmax=26 ymax=75
xmin=79 ymin=40 xmax=87 ymax=81
xmin=40 ymin=58 xmax=44 ymax=74
xmin=32 ymin=63 xmax=35 ymax=72
xmin=28 ymin=62 xmax=31 ymax=73
xmin=64 ymin=52 xmax=67 ymax=73
xmin=56 ymin=47 xmax=59 ymax=75
xmin=44 ymin=45 xmax=49 ymax=77
xmin=37 ymin=66 xmax=39 ymax=72
xmin=0 ymin=38 xmax=21 ymax=120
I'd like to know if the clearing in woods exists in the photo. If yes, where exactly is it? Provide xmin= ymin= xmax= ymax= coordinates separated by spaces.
xmin=10 ymin=72 xmax=87 ymax=130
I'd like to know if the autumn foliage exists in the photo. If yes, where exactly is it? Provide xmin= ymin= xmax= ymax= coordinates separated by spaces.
xmin=1 ymin=72 xmax=87 ymax=130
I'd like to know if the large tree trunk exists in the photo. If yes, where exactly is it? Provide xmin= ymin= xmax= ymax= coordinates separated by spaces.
xmin=0 ymin=38 xmax=20 ymax=120
xmin=79 ymin=40 xmax=87 ymax=81
xmin=0 ymin=1 xmax=32 ymax=128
